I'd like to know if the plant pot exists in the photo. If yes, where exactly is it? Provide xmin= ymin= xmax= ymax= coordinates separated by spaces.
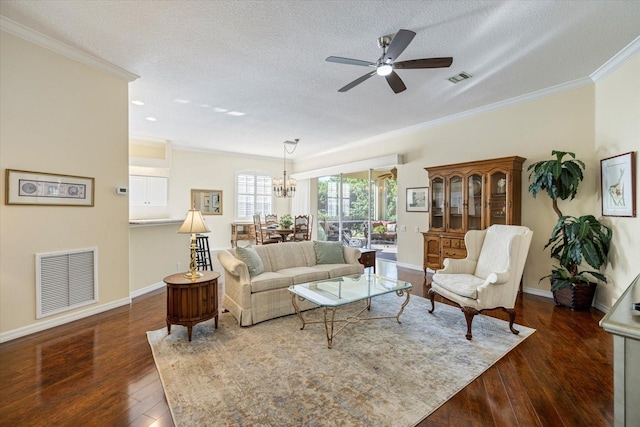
xmin=552 ymin=281 xmax=597 ymax=310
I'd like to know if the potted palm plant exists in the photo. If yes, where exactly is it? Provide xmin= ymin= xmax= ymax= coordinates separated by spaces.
xmin=528 ymin=150 xmax=612 ymax=309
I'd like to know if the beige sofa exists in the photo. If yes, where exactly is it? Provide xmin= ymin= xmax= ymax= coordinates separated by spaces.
xmin=218 ymin=241 xmax=364 ymax=326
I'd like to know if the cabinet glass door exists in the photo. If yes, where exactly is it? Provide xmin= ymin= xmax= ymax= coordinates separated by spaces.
xmin=430 ymin=177 xmax=445 ymax=230
xmin=467 ymin=173 xmax=483 ymax=230
xmin=488 ymin=172 xmax=507 ymax=225
xmin=448 ymin=175 xmax=464 ymax=232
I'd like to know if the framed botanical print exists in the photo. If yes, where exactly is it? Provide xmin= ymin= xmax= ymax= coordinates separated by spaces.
xmin=601 ymin=152 xmax=636 ymax=217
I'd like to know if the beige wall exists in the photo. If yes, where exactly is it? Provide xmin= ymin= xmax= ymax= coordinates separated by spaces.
xmin=0 ymin=32 xmax=131 ymax=338
xmin=595 ymin=54 xmax=640 ymax=305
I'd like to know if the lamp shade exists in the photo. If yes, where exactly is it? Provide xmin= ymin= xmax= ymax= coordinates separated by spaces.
xmin=178 ymin=209 xmax=210 ymax=234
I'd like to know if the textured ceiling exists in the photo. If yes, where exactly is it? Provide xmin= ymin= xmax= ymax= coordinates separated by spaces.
xmin=1 ymin=1 xmax=639 ymax=161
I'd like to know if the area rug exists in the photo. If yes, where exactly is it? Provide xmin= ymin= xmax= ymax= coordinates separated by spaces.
xmin=147 ymin=293 xmax=535 ymax=426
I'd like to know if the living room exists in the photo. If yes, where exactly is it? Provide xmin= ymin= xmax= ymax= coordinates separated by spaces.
xmin=1 ymin=1 xmax=639 ymax=425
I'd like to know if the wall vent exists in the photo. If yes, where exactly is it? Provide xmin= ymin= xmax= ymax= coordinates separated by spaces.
xmin=36 ymin=248 xmax=98 ymax=319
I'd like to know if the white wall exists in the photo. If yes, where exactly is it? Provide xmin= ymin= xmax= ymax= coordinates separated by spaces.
xmin=0 ymin=31 xmax=131 ymax=339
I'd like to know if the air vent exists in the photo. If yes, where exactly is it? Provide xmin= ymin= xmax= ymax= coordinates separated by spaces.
xmin=447 ymin=72 xmax=472 ymax=84
xmin=36 ymin=248 xmax=98 ymax=319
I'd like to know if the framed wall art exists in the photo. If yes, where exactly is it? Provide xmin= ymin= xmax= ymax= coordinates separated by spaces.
xmin=5 ymin=169 xmax=95 ymax=206
xmin=600 ymin=151 xmax=636 ymax=217
xmin=191 ymin=189 xmax=223 ymax=215
xmin=406 ymin=187 xmax=428 ymax=212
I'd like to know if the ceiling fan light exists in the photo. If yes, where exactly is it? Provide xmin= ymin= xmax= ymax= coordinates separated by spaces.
xmin=376 ymin=64 xmax=393 ymax=76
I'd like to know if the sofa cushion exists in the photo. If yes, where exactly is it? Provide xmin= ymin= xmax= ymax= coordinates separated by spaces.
xmin=314 ymin=241 xmax=345 ymax=264
xmin=277 ymin=266 xmax=329 ymax=285
xmin=312 ymin=263 xmax=364 ymax=278
xmin=250 ymin=272 xmax=294 ymax=293
xmin=261 ymin=241 xmax=317 ymax=271
xmin=235 ymin=245 xmax=264 ymax=277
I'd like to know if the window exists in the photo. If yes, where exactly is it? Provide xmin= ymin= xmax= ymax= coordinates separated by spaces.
xmin=325 ymin=179 xmax=351 ymax=217
xmin=236 ymin=172 xmax=273 ymax=220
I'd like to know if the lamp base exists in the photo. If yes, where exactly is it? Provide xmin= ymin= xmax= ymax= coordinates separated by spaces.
xmin=184 ymin=271 xmax=204 ymax=280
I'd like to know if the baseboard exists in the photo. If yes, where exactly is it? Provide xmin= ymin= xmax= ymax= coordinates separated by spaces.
xmin=0 ymin=297 xmax=131 ymax=343
xmin=130 ymin=281 xmax=166 ymax=299
xmin=395 ymin=261 xmax=423 ymax=271
xmin=522 ymin=286 xmax=553 ymax=299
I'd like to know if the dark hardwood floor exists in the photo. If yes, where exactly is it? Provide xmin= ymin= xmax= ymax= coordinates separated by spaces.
xmin=0 ymin=262 xmax=613 ymax=426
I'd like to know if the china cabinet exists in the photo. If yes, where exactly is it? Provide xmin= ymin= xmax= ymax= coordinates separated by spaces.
xmin=422 ymin=156 xmax=525 ymax=273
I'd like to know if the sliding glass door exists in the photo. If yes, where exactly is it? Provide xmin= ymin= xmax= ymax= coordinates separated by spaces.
xmin=316 ymin=169 xmax=397 ymax=260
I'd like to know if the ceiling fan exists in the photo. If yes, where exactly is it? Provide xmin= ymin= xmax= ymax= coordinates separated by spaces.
xmin=326 ymin=29 xmax=453 ymax=94
xmin=378 ymin=167 xmax=397 ymax=180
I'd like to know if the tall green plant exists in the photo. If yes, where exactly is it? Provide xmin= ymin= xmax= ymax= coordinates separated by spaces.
xmin=528 ymin=150 xmax=612 ymax=291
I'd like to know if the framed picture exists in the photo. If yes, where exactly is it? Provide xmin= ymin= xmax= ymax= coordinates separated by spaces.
xmin=191 ymin=189 xmax=223 ymax=215
xmin=5 ymin=169 xmax=94 ymax=206
xmin=601 ymin=152 xmax=636 ymax=217
xmin=406 ymin=187 xmax=428 ymax=212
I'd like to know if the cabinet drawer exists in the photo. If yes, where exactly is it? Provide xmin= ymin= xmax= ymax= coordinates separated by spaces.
xmin=441 ymin=248 xmax=466 ymax=259
xmin=441 ymin=238 xmax=451 ymax=247
xmin=450 ymin=238 xmax=465 ymax=249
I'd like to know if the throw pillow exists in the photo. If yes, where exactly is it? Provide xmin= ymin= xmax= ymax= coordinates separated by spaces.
xmin=235 ymin=245 xmax=264 ymax=277
xmin=314 ymin=241 xmax=345 ymax=264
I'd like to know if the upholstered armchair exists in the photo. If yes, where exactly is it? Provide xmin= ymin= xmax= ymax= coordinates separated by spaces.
xmin=429 ymin=224 xmax=533 ymax=340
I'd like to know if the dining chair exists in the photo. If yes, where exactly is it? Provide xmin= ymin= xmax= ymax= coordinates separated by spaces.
xmin=253 ymin=214 xmax=281 ymax=245
xmin=263 ymin=214 xmax=281 ymax=240
xmin=290 ymin=215 xmax=310 ymax=241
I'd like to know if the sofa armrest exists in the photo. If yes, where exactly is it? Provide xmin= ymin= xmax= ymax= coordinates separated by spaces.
xmin=218 ymin=250 xmax=249 ymax=279
xmin=343 ymin=247 xmax=362 ymax=265
xmin=217 ymin=250 xmax=253 ymax=325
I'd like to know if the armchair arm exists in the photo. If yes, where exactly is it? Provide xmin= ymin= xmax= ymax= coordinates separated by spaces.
xmin=485 ymin=270 xmax=512 ymax=285
xmin=437 ymin=257 xmax=477 ymax=274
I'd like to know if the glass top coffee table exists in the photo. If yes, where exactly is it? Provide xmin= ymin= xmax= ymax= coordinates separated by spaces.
xmin=288 ymin=273 xmax=412 ymax=348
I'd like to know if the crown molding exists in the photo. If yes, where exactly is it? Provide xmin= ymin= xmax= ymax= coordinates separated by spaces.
xmin=591 ymin=35 xmax=640 ymax=82
xmin=0 ymin=16 xmax=139 ymax=82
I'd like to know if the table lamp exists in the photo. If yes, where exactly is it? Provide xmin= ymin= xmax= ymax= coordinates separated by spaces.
xmin=177 ymin=208 xmax=210 ymax=279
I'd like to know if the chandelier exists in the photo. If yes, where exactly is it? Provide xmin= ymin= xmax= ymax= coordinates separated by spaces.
xmin=273 ymin=139 xmax=299 ymax=198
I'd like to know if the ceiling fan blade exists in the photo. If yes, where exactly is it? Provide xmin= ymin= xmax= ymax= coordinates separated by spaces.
xmin=393 ymin=57 xmax=453 ymax=69
xmin=383 ymin=29 xmax=416 ymax=62
xmin=338 ymin=71 xmax=376 ymax=92
xmin=326 ymin=56 xmax=376 ymax=67
xmin=385 ymin=71 xmax=406 ymax=94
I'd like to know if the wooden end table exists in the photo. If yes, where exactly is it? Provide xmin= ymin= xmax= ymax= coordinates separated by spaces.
xmin=358 ymin=248 xmax=376 ymax=273
xmin=163 ymin=271 xmax=220 ymax=341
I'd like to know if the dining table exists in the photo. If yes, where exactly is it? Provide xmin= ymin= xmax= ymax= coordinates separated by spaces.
xmin=265 ymin=227 xmax=293 ymax=242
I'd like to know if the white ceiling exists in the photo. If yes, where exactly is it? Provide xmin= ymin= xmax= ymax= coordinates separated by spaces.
xmin=1 ymin=1 xmax=639 ymax=161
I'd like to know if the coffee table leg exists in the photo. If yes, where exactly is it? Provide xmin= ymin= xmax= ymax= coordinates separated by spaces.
xmin=323 ymin=306 xmax=337 ymax=349
xmin=292 ymin=294 xmax=306 ymax=330
xmin=395 ymin=289 xmax=411 ymax=323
